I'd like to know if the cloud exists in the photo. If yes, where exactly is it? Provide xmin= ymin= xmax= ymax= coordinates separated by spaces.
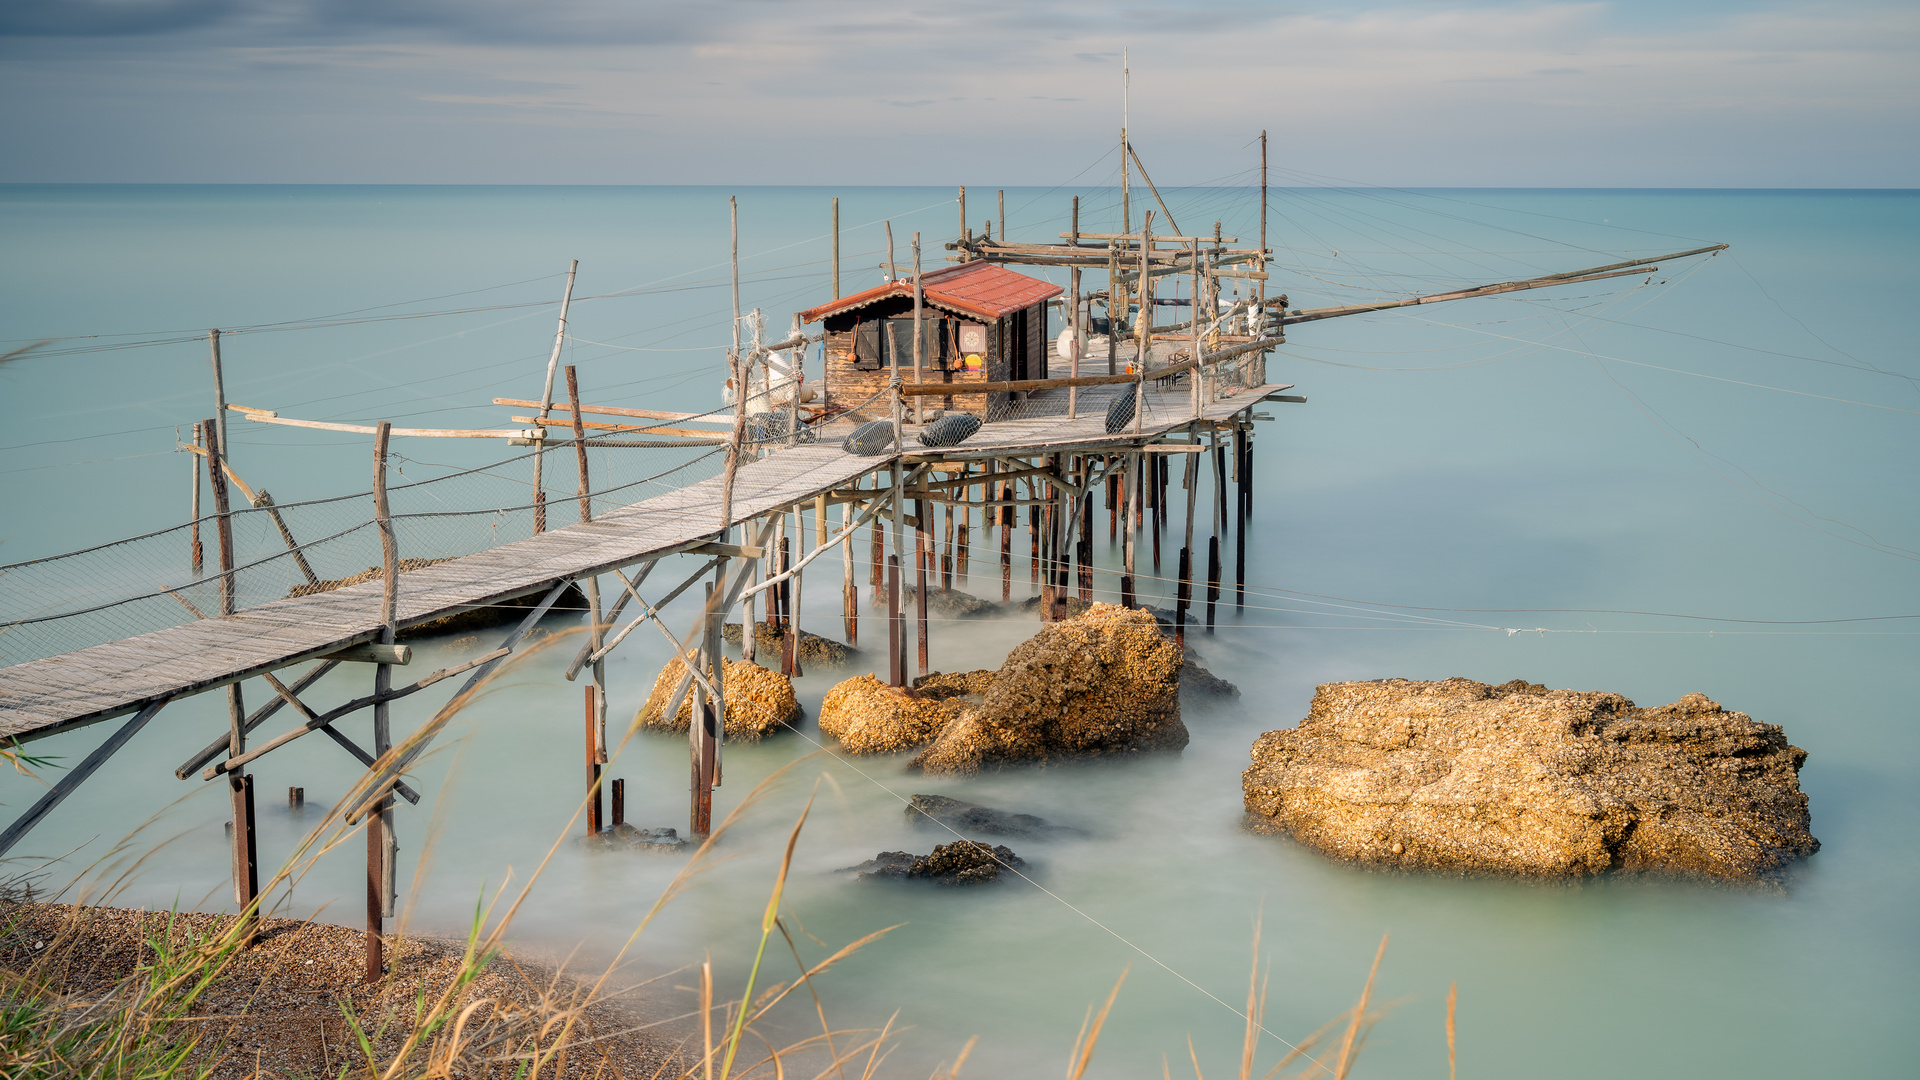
xmin=0 ymin=1 xmax=1914 ymax=185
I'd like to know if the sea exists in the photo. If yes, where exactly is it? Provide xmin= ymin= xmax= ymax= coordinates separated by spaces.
xmin=1 ymin=185 xmax=1915 ymax=1077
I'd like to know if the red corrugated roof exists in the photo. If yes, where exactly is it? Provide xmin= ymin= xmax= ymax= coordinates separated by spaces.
xmin=798 ymin=261 xmax=1063 ymax=324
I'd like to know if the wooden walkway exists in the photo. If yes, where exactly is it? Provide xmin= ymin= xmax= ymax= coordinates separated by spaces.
xmin=0 ymin=382 xmax=1283 ymax=743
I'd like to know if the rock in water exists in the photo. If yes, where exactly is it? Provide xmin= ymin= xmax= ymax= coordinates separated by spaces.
xmin=1241 ymin=678 xmax=1818 ymax=883
xmin=817 ymin=674 xmax=963 ymax=753
xmin=906 ymin=794 xmax=1075 ymax=839
xmin=902 ymin=586 xmax=1001 ymax=618
xmin=722 ymin=621 xmax=858 ymax=668
xmin=911 ymin=603 xmax=1187 ymax=774
xmin=1179 ymin=649 xmax=1240 ymax=698
xmin=636 ymin=657 xmax=800 ymax=740
xmin=581 ymin=823 xmax=687 ymax=852
xmin=842 ymin=841 xmax=1026 ymax=885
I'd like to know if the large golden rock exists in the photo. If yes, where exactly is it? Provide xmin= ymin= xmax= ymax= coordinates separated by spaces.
xmin=635 ymin=657 xmax=799 ymax=741
xmin=1241 ymin=678 xmax=1818 ymax=883
xmin=909 ymin=604 xmax=1186 ymax=774
xmin=817 ymin=674 xmax=961 ymax=753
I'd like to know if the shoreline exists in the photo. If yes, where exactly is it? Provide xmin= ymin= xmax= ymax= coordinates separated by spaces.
xmin=0 ymin=900 xmax=686 ymax=1078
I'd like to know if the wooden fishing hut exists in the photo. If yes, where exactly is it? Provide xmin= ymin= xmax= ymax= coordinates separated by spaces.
xmin=803 ymin=261 xmax=1063 ymax=419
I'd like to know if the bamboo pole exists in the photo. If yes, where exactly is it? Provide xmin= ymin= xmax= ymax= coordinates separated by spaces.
xmin=209 ymin=330 xmax=229 ymax=463
xmin=189 ymin=426 xmax=203 ymax=574
xmin=531 ymin=261 xmax=579 ymax=535
xmin=912 ymin=233 xmax=924 ymax=424
xmin=365 ymin=420 xmax=400 ymax=980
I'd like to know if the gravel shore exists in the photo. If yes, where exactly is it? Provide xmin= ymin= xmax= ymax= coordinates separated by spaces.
xmin=1 ymin=901 xmax=686 ymax=1078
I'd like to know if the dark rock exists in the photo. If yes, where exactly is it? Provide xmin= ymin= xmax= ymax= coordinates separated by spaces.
xmin=903 ymin=586 xmax=1001 ymax=618
xmin=906 ymin=794 xmax=1076 ymax=839
xmin=1242 ymin=678 xmax=1818 ymax=883
xmin=1180 ymin=650 xmax=1240 ymax=698
xmin=842 ymin=841 xmax=1026 ymax=885
xmin=723 ymin=621 xmax=859 ymax=668
xmin=581 ymin=823 xmax=688 ymax=852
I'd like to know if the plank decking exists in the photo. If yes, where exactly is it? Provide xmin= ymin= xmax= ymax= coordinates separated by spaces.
xmin=0 ymin=382 xmax=1282 ymax=742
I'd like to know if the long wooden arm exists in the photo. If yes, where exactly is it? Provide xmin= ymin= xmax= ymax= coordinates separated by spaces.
xmin=1280 ymin=244 xmax=1727 ymax=325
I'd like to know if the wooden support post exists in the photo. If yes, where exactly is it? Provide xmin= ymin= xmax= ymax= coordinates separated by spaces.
xmin=1121 ymin=452 xmax=1137 ymax=607
xmin=208 ymin=329 xmax=230 ymax=462
xmin=742 ymin=517 xmax=759 ymax=664
xmin=189 ymin=425 xmax=203 ymax=575
xmin=611 ymin=778 xmax=625 ymax=827
xmin=956 ymin=482 xmax=970 ymax=586
xmin=916 ymin=535 xmax=930 ymax=677
xmin=843 ymin=493 xmax=858 ymax=644
xmin=1069 ymin=196 xmax=1082 ymax=418
xmin=1108 ymin=468 xmax=1118 ymax=541
xmin=1206 ymin=535 xmax=1221 ymax=633
xmin=998 ymin=188 xmax=1004 ymax=239
xmin=289 ymin=786 xmax=304 ymax=810
xmin=941 ymin=489 xmax=955 ymax=591
xmin=1150 ymin=455 xmax=1163 ymax=573
xmin=531 ymin=261 xmax=580 ymax=536
xmin=1000 ymin=481 xmax=1013 ymax=602
xmin=958 ymin=186 xmax=966 ymax=248
xmin=1235 ymin=423 xmax=1249 ymax=610
xmin=887 ymin=555 xmax=903 ymax=687
xmin=1056 ymin=464 xmax=1074 ymax=620
xmin=1079 ymin=489 xmax=1094 ymax=601
xmin=1029 ymin=503 xmax=1041 ymax=588
xmin=566 ymin=365 xmax=592 ymax=523
xmin=1214 ymin=431 xmax=1228 ymax=534
xmin=783 ymin=529 xmax=801 ymax=678
xmin=366 ymin=420 xmax=400 ymax=981
xmin=204 ymin=417 xmax=258 ymax=938
xmin=832 ymin=196 xmax=841 ymax=299
xmin=585 ymin=685 xmax=602 ymax=834
xmin=1037 ymin=482 xmax=1052 ymax=620
xmin=1175 ymin=547 xmax=1190 ymax=649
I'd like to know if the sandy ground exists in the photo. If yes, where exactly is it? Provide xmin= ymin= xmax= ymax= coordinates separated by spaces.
xmin=0 ymin=901 xmax=688 ymax=1079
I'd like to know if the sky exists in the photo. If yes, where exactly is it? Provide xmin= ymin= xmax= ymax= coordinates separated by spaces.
xmin=1 ymin=0 xmax=1915 ymax=187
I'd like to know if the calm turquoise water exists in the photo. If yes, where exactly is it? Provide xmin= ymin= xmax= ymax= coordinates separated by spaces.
xmin=2 ymin=186 xmax=1916 ymax=1077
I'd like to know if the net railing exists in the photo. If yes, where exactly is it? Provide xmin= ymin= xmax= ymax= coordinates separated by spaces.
xmin=0 ymin=430 xmax=732 ymax=666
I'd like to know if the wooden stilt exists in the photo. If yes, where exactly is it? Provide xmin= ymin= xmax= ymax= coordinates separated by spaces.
xmin=1236 ymin=423 xmax=1249 ymax=610
xmin=189 ymin=425 xmax=203 ymax=575
xmin=204 ymin=418 xmax=259 ymax=940
xmin=887 ymin=554 xmax=903 ymax=687
xmin=1029 ymin=502 xmax=1041 ymax=589
xmin=778 ymin=535 xmax=794 ymax=676
xmin=941 ymin=492 xmax=954 ymax=590
xmin=787 ymin=519 xmax=803 ymax=678
xmin=843 ymin=494 xmax=858 ymax=644
xmin=1078 ymin=488 xmax=1093 ymax=601
xmin=1000 ymin=481 xmax=1013 ymax=601
xmin=585 ymin=685 xmax=602 ymax=834
xmin=956 ymin=488 xmax=971 ymax=587
xmin=366 ymin=420 xmax=401 ymax=979
xmin=611 ymin=778 xmax=625 ymax=827
xmin=1121 ymin=451 xmax=1137 ymax=607
xmin=1206 ymin=534 xmax=1221 ymax=633
xmin=530 ymin=262 xmax=580 ymax=536
xmin=1175 ymin=547 xmax=1190 ymax=649
xmin=916 ymin=531 xmax=930 ymax=676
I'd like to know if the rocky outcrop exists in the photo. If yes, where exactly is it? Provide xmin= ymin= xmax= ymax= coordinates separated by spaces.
xmin=910 ymin=604 xmax=1187 ymax=774
xmin=636 ymin=657 xmax=800 ymax=740
xmin=906 ymin=794 xmax=1077 ymax=839
xmin=723 ymin=622 xmax=858 ymax=668
xmin=842 ymin=841 xmax=1026 ymax=885
xmin=911 ymin=669 xmax=997 ymax=701
xmin=1179 ymin=650 xmax=1240 ymax=698
xmin=902 ymin=586 xmax=1001 ymax=618
xmin=580 ymin=823 xmax=687 ymax=852
xmin=1242 ymin=678 xmax=1818 ymax=883
xmin=817 ymin=674 xmax=962 ymax=753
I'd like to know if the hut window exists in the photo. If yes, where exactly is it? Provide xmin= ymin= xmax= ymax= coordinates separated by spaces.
xmin=852 ymin=319 xmax=882 ymax=370
xmin=881 ymin=317 xmax=950 ymax=370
